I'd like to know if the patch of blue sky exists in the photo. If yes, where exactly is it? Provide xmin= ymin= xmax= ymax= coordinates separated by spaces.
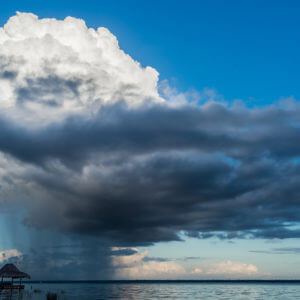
xmin=1 ymin=0 xmax=300 ymax=106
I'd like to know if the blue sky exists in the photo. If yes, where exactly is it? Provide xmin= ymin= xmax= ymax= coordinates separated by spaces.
xmin=0 ymin=1 xmax=300 ymax=279
xmin=1 ymin=0 xmax=300 ymax=104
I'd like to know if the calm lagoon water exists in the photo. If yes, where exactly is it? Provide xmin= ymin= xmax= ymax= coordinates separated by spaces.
xmin=1 ymin=282 xmax=300 ymax=299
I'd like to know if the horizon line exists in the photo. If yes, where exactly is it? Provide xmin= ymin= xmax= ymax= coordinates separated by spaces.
xmin=23 ymin=279 xmax=300 ymax=284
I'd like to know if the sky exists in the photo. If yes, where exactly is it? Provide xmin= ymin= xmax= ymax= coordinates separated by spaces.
xmin=0 ymin=0 xmax=300 ymax=279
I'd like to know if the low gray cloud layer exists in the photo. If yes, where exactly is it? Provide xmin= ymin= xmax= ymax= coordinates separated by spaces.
xmin=250 ymin=247 xmax=300 ymax=255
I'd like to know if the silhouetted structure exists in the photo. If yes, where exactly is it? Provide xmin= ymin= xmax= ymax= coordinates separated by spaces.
xmin=0 ymin=264 xmax=30 ymax=290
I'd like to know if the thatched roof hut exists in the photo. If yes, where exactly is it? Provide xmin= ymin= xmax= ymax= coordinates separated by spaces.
xmin=0 ymin=264 xmax=30 ymax=279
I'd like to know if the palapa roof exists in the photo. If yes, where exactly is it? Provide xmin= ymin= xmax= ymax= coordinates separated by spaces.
xmin=0 ymin=264 xmax=30 ymax=279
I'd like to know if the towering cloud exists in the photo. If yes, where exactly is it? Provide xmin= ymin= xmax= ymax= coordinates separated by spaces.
xmin=0 ymin=12 xmax=162 ymax=125
xmin=1 ymin=12 xmax=300 ymax=258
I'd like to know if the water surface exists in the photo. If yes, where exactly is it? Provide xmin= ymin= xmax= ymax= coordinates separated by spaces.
xmin=1 ymin=281 xmax=300 ymax=299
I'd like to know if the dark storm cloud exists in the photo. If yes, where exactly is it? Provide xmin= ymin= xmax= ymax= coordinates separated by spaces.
xmin=2 ymin=102 xmax=300 ymax=244
xmin=2 ymin=102 xmax=300 ymax=164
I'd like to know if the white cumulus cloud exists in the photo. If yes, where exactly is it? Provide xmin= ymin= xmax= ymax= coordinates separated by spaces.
xmin=112 ymin=248 xmax=263 ymax=279
xmin=0 ymin=249 xmax=22 ymax=264
xmin=0 ymin=12 xmax=163 ymax=125
xmin=111 ymin=248 xmax=263 ymax=279
xmin=112 ymin=248 xmax=186 ymax=279
xmin=111 ymin=247 xmax=147 ymax=267
xmin=118 ymin=260 xmax=186 ymax=279
xmin=192 ymin=260 xmax=259 ymax=276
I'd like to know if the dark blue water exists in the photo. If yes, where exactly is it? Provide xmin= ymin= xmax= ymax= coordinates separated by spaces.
xmin=1 ymin=281 xmax=300 ymax=299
